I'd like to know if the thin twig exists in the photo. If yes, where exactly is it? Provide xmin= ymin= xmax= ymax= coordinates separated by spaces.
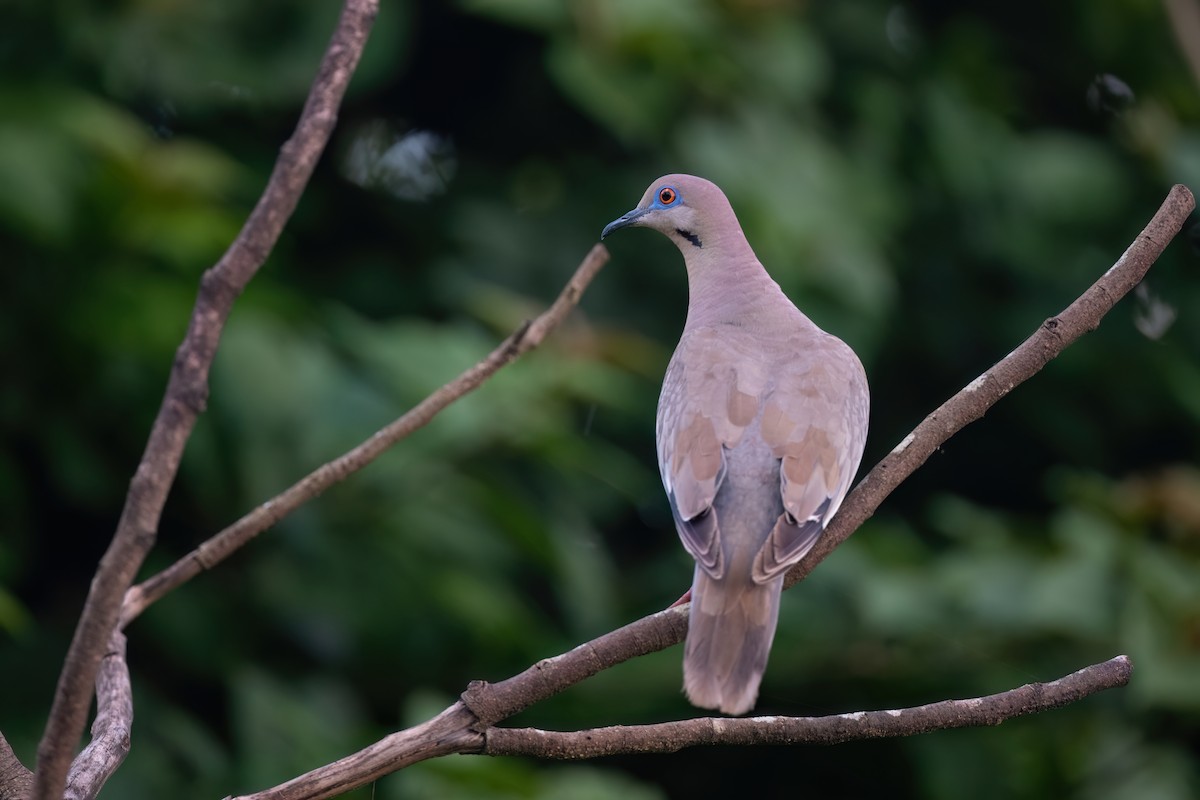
xmin=482 ymin=655 xmax=1132 ymax=758
xmin=226 ymin=187 xmax=1192 ymax=800
xmin=28 ymin=2 xmax=380 ymax=798
xmin=64 ymin=633 xmax=133 ymax=800
xmin=120 ymin=243 xmax=610 ymax=628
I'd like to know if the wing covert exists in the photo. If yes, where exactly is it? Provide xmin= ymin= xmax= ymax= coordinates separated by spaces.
xmin=657 ymin=329 xmax=770 ymax=579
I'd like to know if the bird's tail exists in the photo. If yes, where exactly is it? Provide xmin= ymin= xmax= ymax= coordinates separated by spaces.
xmin=683 ymin=568 xmax=783 ymax=715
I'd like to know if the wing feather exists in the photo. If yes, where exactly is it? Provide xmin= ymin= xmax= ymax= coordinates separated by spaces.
xmin=753 ymin=338 xmax=869 ymax=583
xmin=659 ymin=327 xmax=869 ymax=585
xmin=658 ymin=329 xmax=766 ymax=579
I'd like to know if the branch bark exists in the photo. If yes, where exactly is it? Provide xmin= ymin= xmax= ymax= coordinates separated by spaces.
xmin=28 ymin=2 xmax=380 ymax=798
xmin=64 ymin=634 xmax=132 ymax=800
xmin=225 ymin=188 xmax=1193 ymax=800
xmin=0 ymin=734 xmax=32 ymax=800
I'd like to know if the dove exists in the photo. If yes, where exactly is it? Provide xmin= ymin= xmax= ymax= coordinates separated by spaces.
xmin=603 ymin=174 xmax=869 ymax=715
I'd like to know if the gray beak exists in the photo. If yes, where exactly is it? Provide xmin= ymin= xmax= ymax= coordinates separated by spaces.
xmin=601 ymin=206 xmax=652 ymax=239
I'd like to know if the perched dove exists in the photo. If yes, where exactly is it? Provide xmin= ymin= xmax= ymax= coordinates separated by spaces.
xmin=602 ymin=175 xmax=869 ymax=715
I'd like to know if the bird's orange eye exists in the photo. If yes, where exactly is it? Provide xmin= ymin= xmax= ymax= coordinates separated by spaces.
xmin=658 ymin=187 xmax=677 ymax=205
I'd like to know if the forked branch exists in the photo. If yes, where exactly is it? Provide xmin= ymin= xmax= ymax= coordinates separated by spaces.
xmin=230 ymin=655 xmax=1132 ymax=800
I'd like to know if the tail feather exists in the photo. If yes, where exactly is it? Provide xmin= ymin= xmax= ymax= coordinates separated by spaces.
xmin=683 ymin=567 xmax=783 ymax=715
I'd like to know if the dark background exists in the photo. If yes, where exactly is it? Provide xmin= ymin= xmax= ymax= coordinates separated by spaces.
xmin=2 ymin=1 xmax=1199 ymax=797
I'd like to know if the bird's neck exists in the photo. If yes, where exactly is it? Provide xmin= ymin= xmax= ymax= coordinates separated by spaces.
xmin=680 ymin=242 xmax=794 ymax=332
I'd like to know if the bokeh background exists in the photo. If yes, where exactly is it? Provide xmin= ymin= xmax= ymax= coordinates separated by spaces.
xmin=3 ymin=1 xmax=1200 ymax=798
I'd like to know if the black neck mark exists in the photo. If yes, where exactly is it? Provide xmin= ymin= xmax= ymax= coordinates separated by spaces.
xmin=675 ymin=228 xmax=702 ymax=248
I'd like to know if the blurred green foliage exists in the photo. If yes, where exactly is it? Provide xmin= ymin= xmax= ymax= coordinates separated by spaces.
xmin=2 ymin=0 xmax=1199 ymax=798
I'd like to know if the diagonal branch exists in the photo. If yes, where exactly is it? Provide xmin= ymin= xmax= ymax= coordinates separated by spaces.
xmin=119 ymin=243 xmax=609 ymax=628
xmin=482 ymin=655 xmax=1132 ymax=758
xmin=461 ymin=606 xmax=689 ymax=726
xmin=28 ymin=2 xmax=380 ymax=798
xmin=785 ymin=182 xmax=1195 ymax=589
xmin=226 ymin=187 xmax=1193 ymax=800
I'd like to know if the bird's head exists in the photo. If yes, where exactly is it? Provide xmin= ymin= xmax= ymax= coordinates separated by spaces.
xmin=601 ymin=174 xmax=737 ymax=252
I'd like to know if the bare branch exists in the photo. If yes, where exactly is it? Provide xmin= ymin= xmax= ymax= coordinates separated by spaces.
xmin=121 ymin=243 xmax=610 ymax=628
xmin=64 ymin=633 xmax=133 ymax=800
xmin=224 ymin=188 xmax=1190 ymax=800
xmin=30 ymin=2 xmax=380 ymax=797
xmin=483 ymin=655 xmax=1133 ymax=758
xmin=0 ymin=733 xmax=32 ymax=800
xmin=785 ymin=182 xmax=1195 ymax=589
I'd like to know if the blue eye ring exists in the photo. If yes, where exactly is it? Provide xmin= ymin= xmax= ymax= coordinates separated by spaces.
xmin=655 ymin=186 xmax=679 ymax=207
